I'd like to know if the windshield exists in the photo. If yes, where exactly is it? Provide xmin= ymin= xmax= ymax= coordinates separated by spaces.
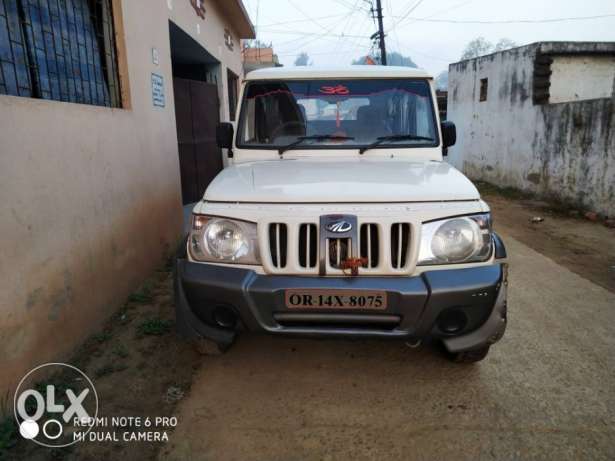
xmin=237 ymin=79 xmax=438 ymax=150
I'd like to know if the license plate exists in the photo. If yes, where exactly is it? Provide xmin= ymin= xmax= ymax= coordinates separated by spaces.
xmin=285 ymin=289 xmax=387 ymax=310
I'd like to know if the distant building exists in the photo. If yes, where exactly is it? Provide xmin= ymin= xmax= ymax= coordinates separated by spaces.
xmin=242 ymin=44 xmax=282 ymax=73
xmin=447 ymin=42 xmax=615 ymax=216
xmin=436 ymin=90 xmax=447 ymax=120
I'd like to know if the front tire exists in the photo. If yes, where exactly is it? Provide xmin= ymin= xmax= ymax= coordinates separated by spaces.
xmin=447 ymin=345 xmax=490 ymax=363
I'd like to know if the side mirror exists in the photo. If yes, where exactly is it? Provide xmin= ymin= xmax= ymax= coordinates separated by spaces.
xmin=441 ymin=121 xmax=456 ymax=149
xmin=216 ymin=122 xmax=234 ymax=149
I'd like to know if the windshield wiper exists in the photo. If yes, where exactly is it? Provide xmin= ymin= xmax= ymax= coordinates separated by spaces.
xmin=359 ymin=134 xmax=435 ymax=154
xmin=278 ymin=135 xmax=354 ymax=155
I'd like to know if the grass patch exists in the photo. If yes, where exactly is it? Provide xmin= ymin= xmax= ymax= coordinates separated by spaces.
xmin=95 ymin=364 xmax=116 ymax=378
xmin=0 ymin=416 xmax=17 ymax=454
xmin=112 ymin=344 xmax=129 ymax=359
xmin=137 ymin=318 xmax=172 ymax=336
xmin=127 ymin=279 xmax=155 ymax=304
xmin=94 ymin=364 xmax=127 ymax=379
xmin=475 ymin=180 xmax=584 ymax=217
xmin=474 ymin=180 xmax=533 ymax=200
xmin=93 ymin=331 xmax=112 ymax=343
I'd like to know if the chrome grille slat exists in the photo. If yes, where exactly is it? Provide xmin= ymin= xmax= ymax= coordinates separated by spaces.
xmin=328 ymin=237 xmax=350 ymax=269
xmin=276 ymin=224 xmax=281 ymax=268
xmin=336 ymin=239 xmax=341 ymax=266
xmin=306 ymin=224 xmax=311 ymax=264
xmin=359 ymin=223 xmax=379 ymax=269
xmin=269 ymin=223 xmax=288 ymax=269
xmin=397 ymin=223 xmax=402 ymax=268
xmin=367 ymin=225 xmax=372 ymax=267
xmin=390 ymin=223 xmax=411 ymax=269
xmin=298 ymin=223 xmax=317 ymax=268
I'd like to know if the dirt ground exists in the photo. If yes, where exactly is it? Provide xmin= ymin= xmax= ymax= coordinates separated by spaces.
xmin=6 ymin=265 xmax=202 ymax=461
xmin=476 ymin=182 xmax=615 ymax=294
xmin=5 ymin=185 xmax=615 ymax=460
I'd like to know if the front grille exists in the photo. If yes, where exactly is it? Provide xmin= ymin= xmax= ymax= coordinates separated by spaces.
xmin=328 ymin=238 xmax=351 ymax=269
xmin=268 ymin=223 xmax=287 ymax=269
xmin=298 ymin=224 xmax=317 ymax=268
xmin=265 ymin=220 xmax=413 ymax=275
xmin=360 ymin=224 xmax=379 ymax=268
xmin=391 ymin=223 xmax=411 ymax=269
xmin=273 ymin=313 xmax=401 ymax=330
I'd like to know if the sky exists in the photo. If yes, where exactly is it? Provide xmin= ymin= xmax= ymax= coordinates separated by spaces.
xmin=241 ymin=0 xmax=615 ymax=76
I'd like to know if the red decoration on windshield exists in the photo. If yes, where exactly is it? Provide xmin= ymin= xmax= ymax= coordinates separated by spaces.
xmin=319 ymin=84 xmax=350 ymax=95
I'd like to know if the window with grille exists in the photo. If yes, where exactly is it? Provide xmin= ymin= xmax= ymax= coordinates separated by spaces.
xmin=0 ymin=0 xmax=121 ymax=107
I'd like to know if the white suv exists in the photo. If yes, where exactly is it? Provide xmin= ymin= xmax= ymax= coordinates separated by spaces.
xmin=175 ymin=66 xmax=507 ymax=363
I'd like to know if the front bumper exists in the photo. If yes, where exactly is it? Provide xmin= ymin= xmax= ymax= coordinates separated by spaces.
xmin=174 ymin=238 xmax=508 ymax=353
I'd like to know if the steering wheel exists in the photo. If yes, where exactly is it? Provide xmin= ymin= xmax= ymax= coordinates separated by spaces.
xmin=270 ymin=121 xmax=306 ymax=140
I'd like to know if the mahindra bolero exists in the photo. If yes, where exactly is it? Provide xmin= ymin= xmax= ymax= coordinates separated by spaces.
xmin=174 ymin=66 xmax=507 ymax=363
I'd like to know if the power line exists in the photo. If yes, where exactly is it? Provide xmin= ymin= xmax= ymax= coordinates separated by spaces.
xmin=258 ymin=14 xmax=346 ymax=28
xmin=392 ymin=0 xmax=473 ymax=31
xmin=389 ymin=0 xmax=424 ymax=30
xmin=396 ymin=12 xmax=615 ymax=25
xmin=287 ymin=0 xmax=331 ymax=32
xmin=332 ymin=0 xmax=362 ymax=60
xmin=263 ymin=29 xmax=369 ymax=39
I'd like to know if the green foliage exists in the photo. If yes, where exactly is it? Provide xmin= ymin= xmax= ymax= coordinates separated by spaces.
xmin=0 ymin=417 xmax=17 ymax=454
xmin=94 ymin=364 xmax=128 ymax=379
xmin=128 ymin=280 xmax=155 ymax=304
xmin=112 ymin=344 xmax=129 ymax=358
xmin=137 ymin=318 xmax=172 ymax=336
xmin=93 ymin=331 xmax=112 ymax=343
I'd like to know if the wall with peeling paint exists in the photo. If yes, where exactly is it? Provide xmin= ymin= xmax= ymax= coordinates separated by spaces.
xmin=446 ymin=42 xmax=615 ymax=217
xmin=0 ymin=0 xmax=250 ymax=398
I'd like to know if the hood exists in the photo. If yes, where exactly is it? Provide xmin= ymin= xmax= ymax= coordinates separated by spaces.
xmin=204 ymin=159 xmax=479 ymax=203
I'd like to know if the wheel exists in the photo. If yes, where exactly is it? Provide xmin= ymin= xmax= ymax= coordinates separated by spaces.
xmin=192 ymin=337 xmax=231 ymax=356
xmin=447 ymin=345 xmax=490 ymax=363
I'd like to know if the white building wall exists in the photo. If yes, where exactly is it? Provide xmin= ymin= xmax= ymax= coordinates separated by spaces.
xmin=447 ymin=43 xmax=615 ymax=217
xmin=550 ymin=55 xmax=615 ymax=104
xmin=0 ymin=0 xmax=251 ymax=396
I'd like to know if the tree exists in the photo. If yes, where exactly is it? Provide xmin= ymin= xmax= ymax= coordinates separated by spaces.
xmin=294 ymin=52 xmax=311 ymax=66
xmin=435 ymin=71 xmax=448 ymax=91
xmin=352 ymin=51 xmax=417 ymax=67
xmin=460 ymin=37 xmax=493 ymax=60
xmin=494 ymin=38 xmax=517 ymax=52
xmin=461 ymin=37 xmax=518 ymax=60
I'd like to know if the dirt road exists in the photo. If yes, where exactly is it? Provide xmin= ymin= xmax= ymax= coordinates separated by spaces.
xmin=160 ymin=233 xmax=615 ymax=460
xmin=8 ymin=189 xmax=614 ymax=461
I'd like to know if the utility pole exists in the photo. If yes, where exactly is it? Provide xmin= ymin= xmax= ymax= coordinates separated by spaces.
xmin=375 ymin=0 xmax=387 ymax=65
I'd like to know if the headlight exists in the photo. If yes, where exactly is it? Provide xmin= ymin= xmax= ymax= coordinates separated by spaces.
xmin=418 ymin=213 xmax=492 ymax=265
xmin=189 ymin=215 xmax=260 ymax=265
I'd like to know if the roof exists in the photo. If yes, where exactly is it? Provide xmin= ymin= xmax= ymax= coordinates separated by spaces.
xmin=245 ymin=65 xmax=433 ymax=80
xmin=450 ymin=41 xmax=615 ymax=65
xmin=215 ymin=0 xmax=255 ymax=39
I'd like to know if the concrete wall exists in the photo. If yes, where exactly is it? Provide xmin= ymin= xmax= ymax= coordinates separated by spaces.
xmin=0 ymin=0 xmax=247 ymax=396
xmin=550 ymin=55 xmax=615 ymax=104
xmin=447 ymin=43 xmax=615 ymax=217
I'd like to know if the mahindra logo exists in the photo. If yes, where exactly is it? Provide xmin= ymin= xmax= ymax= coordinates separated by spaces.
xmin=326 ymin=220 xmax=352 ymax=233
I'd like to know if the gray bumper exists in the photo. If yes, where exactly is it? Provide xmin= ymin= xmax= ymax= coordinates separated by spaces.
xmin=175 ymin=257 xmax=508 ymax=354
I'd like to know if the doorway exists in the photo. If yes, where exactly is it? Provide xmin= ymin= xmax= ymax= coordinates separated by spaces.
xmin=169 ymin=21 xmax=224 ymax=204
